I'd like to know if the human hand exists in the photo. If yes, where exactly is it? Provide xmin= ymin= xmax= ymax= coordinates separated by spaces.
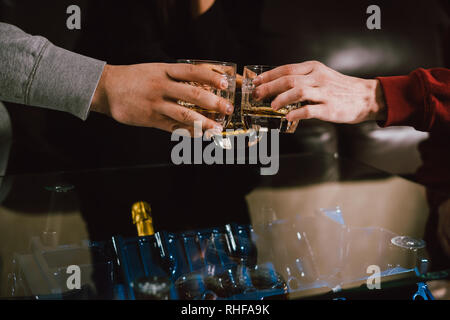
xmin=253 ymin=61 xmax=387 ymax=124
xmin=91 ymin=63 xmax=233 ymax=135
xmin=203 ymin=62 xmax=242 ymax=88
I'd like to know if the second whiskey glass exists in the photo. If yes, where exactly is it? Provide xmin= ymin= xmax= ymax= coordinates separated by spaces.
xmin=241 ymin=65 xmax=300 ymax=133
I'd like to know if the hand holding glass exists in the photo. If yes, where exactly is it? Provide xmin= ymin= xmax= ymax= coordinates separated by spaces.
xmin=177 ymin=60 xmax=236 ymax=130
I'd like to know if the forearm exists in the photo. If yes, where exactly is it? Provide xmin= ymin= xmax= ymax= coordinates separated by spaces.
xmin=0 ymin=22 xmax=106 ymax=120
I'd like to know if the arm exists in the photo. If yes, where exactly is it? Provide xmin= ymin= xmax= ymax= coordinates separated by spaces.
xmin=0 ymin=22 xmax=105 ymax=120
xmin=0 ymin=22 xmax=233 ymax=135
xmin=377 ymin=68 xmax=450 ymax=132
xmin=253 ymin=62 xmax=450 ymax=133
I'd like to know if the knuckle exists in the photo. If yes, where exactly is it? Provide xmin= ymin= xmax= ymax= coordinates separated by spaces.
xmin=285 ymin=65 xmax=296 ymax=75
xmin=190 ymin=87 xmax=203 ymax=101
xmin=258 ymin=85 xmax=268 ymax=97
xmin=313 ymin=75 xmax=323 ymax=86
xmin=287 ymin=76 xmax=297 ymax=89
xmin=310 ymin=60 xmax=322 ymax=68
xmin=302 ymin=108 xmax=311 ymax=119
xmin=180 ymin=108 xmax=193 ymax=123
xmin=295 ymin=87 xmax=304 ymax=99
xmin=282 ymin=77 xmax=291 ymax=88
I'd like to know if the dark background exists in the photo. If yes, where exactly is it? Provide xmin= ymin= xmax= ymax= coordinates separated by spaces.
xmin=0 ymin=0 xmax=448 ymax=245
xmin=0 ymin=0 xmax=448 ymax=176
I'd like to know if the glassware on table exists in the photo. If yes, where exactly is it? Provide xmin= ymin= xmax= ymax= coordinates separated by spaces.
xmin=390 ymin=236 xmax=426 ymax=250
xmin=177 ymin=59 xmax=236 ymax=129
xmin=389 ymin=235 xmax=428 ymax=272
xmin=133 ymin=276 xmax=172 ymax=300
xmin=42 ymin=183 xmax=76 ymax=247
xmin=241 ymin=65 xmax=300 ymax=133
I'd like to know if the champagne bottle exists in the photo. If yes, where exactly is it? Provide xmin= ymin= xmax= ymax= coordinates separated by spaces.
xmin=131 ymin=201 xmax=154 ymax=237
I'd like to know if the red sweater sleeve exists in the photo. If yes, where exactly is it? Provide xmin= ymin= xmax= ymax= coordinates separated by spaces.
xmin=377 ymin=68 xmax=450 ymax=133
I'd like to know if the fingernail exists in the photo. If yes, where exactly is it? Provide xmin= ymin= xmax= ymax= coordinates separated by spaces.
xmin=220 ymin=79 xmax=228 ymax=89
xmin=214 ymin=125 xmax=223 ymax=132
xmin=226 ymin=104 xmax=233 ymax=114
xmin=253 ymin=76 xmax=262 ymax=85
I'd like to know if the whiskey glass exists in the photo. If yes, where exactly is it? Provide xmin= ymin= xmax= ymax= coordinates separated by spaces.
xmin=241 ymin=65 xmax=300 ymax=133
xmin=177 ymin=59 xmax=236 ymax=129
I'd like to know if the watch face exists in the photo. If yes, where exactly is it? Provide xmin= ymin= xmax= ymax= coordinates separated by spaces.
xmin=391 ymin=236 xmax=426 ymax=250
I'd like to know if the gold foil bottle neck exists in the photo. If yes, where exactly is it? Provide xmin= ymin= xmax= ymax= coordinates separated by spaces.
xmin=132 ymin=201 xmax=154 ymax=237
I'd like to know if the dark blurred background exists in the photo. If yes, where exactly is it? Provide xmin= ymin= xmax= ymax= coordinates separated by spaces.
xmin=0 ymin=0 xmax=449 ymax=238
xmin=1 ymin=1 xmax=450 ymax=300
xmin=0 ymin=0 xmax=448 ymax=177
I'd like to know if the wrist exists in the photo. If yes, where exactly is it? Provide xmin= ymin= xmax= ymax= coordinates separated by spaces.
xmin=91 ymin=64 xmax=111 ymax=116
xmin=366 ymin=79 xmax=387 ymax=122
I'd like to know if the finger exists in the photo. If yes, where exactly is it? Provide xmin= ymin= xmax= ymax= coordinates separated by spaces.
xmin=272 ymin=87 xmax=322 ymax=110
xmin=167 ymin=82 xmax=233 ymax=115
xmin=254 ymin=75 xmax=313 ymax=101
xmin=254 ymin=76 xmax=295 ymax=101
xmin=253 ymin=62 xmax=317 ymax=85
xmin=160 ymin=101 xmax=224 ymax=132
xmin=167 ymin=63 xmax=230 ymax=90
xmin=285 ymin=104 xmax=326 ymax=122
xmin=152 ymin=116 xmax=197 ymax=137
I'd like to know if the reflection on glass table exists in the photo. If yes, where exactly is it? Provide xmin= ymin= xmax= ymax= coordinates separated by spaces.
xmin=0 ymin=153 xmax=448 ymax=299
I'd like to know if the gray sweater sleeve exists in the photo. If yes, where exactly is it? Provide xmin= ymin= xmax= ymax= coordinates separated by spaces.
xmin=0 ymin=22 xmax=106 ymax=120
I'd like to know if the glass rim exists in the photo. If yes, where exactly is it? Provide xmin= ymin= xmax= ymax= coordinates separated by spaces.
xmin=244 ymin=65 xmax=276 ymax=72
xmin=177 ymin=59 xmax=237 ymax=68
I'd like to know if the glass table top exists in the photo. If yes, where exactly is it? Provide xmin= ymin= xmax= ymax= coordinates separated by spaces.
xmin=0 ymin=152 xmax=448 ymax=300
